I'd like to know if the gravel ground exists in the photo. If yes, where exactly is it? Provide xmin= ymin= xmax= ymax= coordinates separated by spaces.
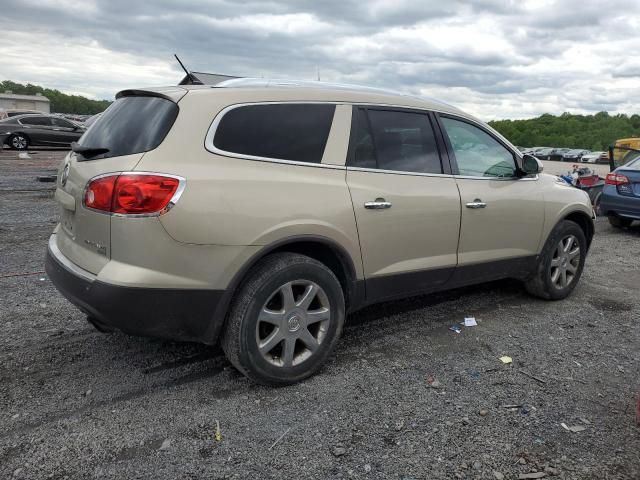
xmin=1 ymin=149 xmax=639 ymax=480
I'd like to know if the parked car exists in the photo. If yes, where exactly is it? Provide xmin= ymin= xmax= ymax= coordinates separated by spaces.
xmin=533 ymin=147 xmax=553 ymax=160
xmin=562 ymin=149 xmax=590 ymax=162
xmin=581 ymin=151 xmax=608 ymax=164
xmin=0 ymin=108 xmax=42 ymax=120
xmin=45 ymin=80 xmax=595 ymax=385
xmin=0 ymin=114 xmax=86 ymax=150
xmin=549 ymin=148 xmax=571 ymax=162
xmin=84 ymin=112 xmax=102 ymax=128
xmin=600 ymin=155 xmax=640 ymax=228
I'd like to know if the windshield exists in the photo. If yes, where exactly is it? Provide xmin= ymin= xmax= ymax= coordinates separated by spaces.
xmin=78 ymin=96 xmax=178 ymax=159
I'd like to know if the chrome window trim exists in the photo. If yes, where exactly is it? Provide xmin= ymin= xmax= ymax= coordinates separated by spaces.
xmin=347 ymin=166 xmax=454 ymax=179
xmin=81 ymin=171 xmax=187 ymax=218
xmin=204 ymin=101 xmax=345 ymax=169
xmin=347 ymin=166 xmax=538 ymax=181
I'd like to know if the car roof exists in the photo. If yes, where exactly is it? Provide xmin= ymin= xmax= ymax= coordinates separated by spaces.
xmin=118 ymin=78 xmax=465 ymax=116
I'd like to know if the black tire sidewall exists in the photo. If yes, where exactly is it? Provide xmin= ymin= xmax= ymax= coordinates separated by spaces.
xmin=236 ymin=259 xmax=345 ymax=385
xmin=539 ymin=221 xmax=587 ymax=300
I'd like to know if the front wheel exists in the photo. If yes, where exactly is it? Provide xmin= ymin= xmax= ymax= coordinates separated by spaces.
xmin=525 ymin=220 xmax=587 ymax=300
xmin=9 ymin=134 xmax=29 ymax=150
xmin=222 ymin=253 xmax=345 ymax=386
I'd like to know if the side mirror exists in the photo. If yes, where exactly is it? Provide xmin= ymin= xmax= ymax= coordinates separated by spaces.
xmin=521 ymin=154 xmax=543 ymax=175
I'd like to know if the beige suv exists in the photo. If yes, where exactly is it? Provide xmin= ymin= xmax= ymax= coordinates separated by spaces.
xmin=46 ymin=79 xmax=594 ymax=385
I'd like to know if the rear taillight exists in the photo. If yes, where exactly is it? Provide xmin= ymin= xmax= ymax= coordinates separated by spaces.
xmin=84 ymin=173 xmax=183 ymax=215
xmin=605 ymin=173 xmax=630 ymax=186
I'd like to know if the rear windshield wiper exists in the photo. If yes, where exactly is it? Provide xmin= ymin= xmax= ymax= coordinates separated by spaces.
xmin=71 ymin=142 xmax=109 ymax=158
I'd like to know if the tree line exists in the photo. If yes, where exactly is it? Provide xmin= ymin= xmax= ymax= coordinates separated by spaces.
xmin=489 ymin=112 xmax=640 ymax=151
xmin=1 ymin=80 xmax=111 ymax=115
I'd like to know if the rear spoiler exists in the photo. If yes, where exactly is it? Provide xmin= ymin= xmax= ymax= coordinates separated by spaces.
xmin=116 ymin=86 xmax=187 ymax=103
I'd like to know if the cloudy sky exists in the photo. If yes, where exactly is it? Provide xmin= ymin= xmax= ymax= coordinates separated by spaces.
xmin=1 ymin=0 xmax=639 ymax=120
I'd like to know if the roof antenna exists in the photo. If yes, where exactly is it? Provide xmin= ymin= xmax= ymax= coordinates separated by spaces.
xmin=174 ymin=54 xmax=202 ymax=85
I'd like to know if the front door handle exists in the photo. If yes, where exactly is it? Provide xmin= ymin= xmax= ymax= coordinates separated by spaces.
xmin=364 ymin=198 xmax=392 ymax=210
xmin=466 ymin=199 xmax=487 ymax=209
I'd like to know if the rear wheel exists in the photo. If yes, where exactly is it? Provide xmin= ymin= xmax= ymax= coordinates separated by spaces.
xmin=525 ymin=220 xmax=587 ymax=300
xmin=9 ymin=134 xmax=29 ymax=150
xmin=608 ymin=216 xmax=633 ymax=228
xmin=221 ymin=253 xmax=345 ymax=386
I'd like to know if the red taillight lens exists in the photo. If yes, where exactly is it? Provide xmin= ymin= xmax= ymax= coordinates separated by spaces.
xmin=605 ymin=173 xmax=630 ymax=186
xmin=112 ymin=175 xmax=180 ymax=214
xmin=84 ymin=175 xmax=117 ymax=212
xmin=84 ymin=174 xmax=182 ymax=215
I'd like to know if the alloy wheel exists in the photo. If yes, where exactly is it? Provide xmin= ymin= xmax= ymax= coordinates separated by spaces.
xmin=11 ymin=135 xmax=27 ymax=150
xmin=256 ymin=280 xmax=331 ymax=368
xmin=550 ymin=235 xmax=581 ymax=289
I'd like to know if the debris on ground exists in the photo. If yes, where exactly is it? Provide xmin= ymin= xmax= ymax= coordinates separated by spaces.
xmin=159 ymin=439 xmax=171 ymax=451
xmin=449 ymin=325 xmax=462 ymax=334
xmin=331 ymin=445 xmax=346 ymax=457
xmin=518 ymin=472 xmax=547 ymax=479
xmin=427 ymin=375 xmax=441 ymax=388
xmin=561 ymin=423 xmax=587 ymax=433
xmin=519 ymin=370 xmax=547 ymax=384
xmin=500 ymin=356 xmax=513 ymax=364
xmin=463 ymin=316 xmax=477 ymax=327
xmin=215 ymin=420 xmax=222 ymax=442
xmin=268 ymin=427 xmax=291 ymax=450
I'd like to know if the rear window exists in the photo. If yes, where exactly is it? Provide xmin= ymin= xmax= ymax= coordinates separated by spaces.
xmin=78 ymin=96 xmax=178 ymax=159
xmin=213 ymin=103 xmax=336 ymax=163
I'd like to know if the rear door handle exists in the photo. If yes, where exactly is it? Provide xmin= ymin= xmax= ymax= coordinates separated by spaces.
xmin=364 ymin=198 xmax=392 ymax=210
xmin=466 ymin=199 xmax=487 ymax=209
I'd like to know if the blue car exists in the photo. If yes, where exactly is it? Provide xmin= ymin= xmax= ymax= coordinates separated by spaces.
xmin=600 ymin=156 xmax=640 ymax=228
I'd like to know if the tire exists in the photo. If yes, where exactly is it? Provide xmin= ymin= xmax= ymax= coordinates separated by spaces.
xmin=593 ymin=192 xmax=603 ymax=217
xmin=221 ymin=252 xmax=345 ymax=386
xmin=9 ymin=134 xmax=29 ymax=150
xmin=525 ymin=220 xmax=587 ymax=300
xmin=608 ymin=216 xmax=633 ymax=228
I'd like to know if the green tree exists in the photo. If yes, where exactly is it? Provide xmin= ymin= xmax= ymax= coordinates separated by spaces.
xmin=489 ymin=112 xmax=640 ymax=150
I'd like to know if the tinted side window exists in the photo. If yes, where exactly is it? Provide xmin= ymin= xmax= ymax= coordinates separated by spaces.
xmin=365 ymin=109 xmax=442 ymax=174
xmin=213 ymin=104 xmax=336 ymax=163
xmin=52 ymin=118 xmax=75 ymax=128
xmin=20 ymin=116 xmax=51 ymax=126
xmin=441 ymin=117 xmax=517 ymax=178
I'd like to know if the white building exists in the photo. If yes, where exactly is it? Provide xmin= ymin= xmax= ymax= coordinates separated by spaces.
xmin=0 ymin=92 xmax=50 ymax=113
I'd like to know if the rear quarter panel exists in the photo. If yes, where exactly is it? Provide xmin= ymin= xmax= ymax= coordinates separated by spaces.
xmin=134 ymin=89 xmax=363 ymax=279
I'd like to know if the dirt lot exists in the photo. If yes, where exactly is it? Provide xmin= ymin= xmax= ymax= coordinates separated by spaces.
xmin=1 ymin=149 xmax=639 ymax=480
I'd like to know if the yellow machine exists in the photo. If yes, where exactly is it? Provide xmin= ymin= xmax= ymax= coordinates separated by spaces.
xmin=613 ymin=138 xmax=640 ymax=166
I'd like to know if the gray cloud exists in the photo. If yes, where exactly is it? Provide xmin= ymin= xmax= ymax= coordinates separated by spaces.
xmin=0 ymin=0 xmax=638 ymax=119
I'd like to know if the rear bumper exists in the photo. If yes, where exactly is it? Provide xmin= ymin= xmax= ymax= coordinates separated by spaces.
xmin=600 ymin=187 xmax=640 ymax=220
xmin=45 ymin=235 xmax=224 ymax=344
